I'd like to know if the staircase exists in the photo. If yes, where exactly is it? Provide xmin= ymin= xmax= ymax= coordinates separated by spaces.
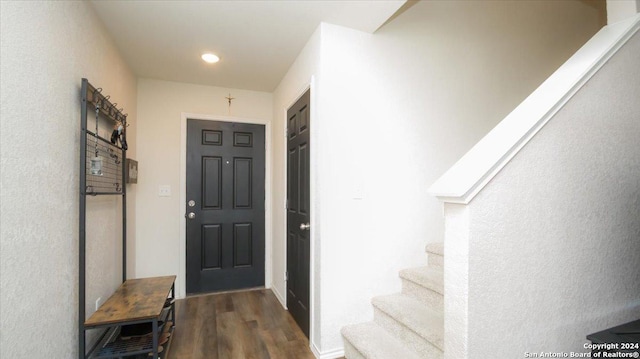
xmin=341 ymin=243 xmax=445 ymax=359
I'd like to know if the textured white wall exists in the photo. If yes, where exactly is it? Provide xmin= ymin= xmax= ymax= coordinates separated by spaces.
xmin=0 ymin=1 xmax=137 ymax=358
xmin=134 ymin=79 xmax=272 ymax=296
xmin=313 ymin=0 xmax=604 ymax=353
xmin=464 ymin=32 xmax=640 ymax=358
xmin=443 ymin=203 xmax=471 ymax=359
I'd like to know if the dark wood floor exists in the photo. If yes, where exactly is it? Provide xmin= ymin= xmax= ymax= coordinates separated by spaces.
xmin=167 ymin=289 xmax=317 ymax=359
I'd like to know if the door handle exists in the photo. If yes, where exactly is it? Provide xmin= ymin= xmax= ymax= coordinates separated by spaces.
xmin=299 ymin=223 xmax=310 ymax=231
xmin=186 ymin=212 xmax=196 ymax=220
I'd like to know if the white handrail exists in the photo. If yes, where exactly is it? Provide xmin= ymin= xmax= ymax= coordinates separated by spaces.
xmin=428 ymin=14 xmax=640 ymax=204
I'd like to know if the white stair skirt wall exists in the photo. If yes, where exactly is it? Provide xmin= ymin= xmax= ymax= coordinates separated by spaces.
xmin=341 ymin=243 xmax=445 ymax=358
xmin=442 ymin=205 xmax=469 ymax=359
xmin=430 ymin=15 xmax=640 ymax=359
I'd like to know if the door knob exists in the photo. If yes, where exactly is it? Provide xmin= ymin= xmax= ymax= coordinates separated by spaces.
xmin=187 ymin=212 xmax=196 ymax=219
xmin=299 ymin=223 xmax=310 ymax=231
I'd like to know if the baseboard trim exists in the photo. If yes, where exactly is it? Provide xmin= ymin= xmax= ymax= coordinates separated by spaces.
xmin=311 ymin=342 xmax=345 ymax=359
xmin=271 ymin=286 xmax=287 ymax=309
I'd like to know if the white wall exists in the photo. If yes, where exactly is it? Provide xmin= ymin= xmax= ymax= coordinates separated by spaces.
xmin=0 ymin=1 xmax=605 ymax=358
xmin=304 ymin=0 xmax=605 ymax=354
xmin=0 ymin=1 xmax=137 ymax=358
xmin=607 ymin=0 xmax=640 ymax=24
xmin=135 ymin=79 xmax=272 ymax=297
xmin=461 ymin=32 xmax=640 ymax=358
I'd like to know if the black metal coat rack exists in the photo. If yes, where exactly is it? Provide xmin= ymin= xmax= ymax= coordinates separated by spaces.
xmin=78 ymin=78 xmax=128 ymax=359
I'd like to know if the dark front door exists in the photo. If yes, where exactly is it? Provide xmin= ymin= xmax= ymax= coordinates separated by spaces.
xmin=286 ymin=90 xmax=311 ymax=337
xmin=186 ymin=119 xmax=265 ymax=294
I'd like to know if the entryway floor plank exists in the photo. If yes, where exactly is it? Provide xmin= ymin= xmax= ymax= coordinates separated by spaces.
xmin=168 ymin=289 xmax=318 ymax=359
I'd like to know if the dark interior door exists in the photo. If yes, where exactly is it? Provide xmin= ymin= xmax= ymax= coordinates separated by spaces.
xmin=186 ymin=119 xmax=265 ymax=294
xmin=286 ymin=90 xmax=311 ymax=337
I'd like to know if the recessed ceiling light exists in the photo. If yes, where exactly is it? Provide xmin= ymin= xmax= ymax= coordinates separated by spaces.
xmin=201 ymin=53 xmax=220 ymax=64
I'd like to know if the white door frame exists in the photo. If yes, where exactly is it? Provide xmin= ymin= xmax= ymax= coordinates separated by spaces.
xmin=178 ymin=113 xmax=272 ymax=298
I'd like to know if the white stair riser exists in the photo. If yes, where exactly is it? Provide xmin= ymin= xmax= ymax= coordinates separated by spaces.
xmin=343 ymin=339 xmax=366 ymax=359
xmin=428 ymin=252 xmax=443 ymax=268
xmin=373 ymin=308 xmax=444 ymax=358
xmin=401 ymin=279 xmax=444 ymax=312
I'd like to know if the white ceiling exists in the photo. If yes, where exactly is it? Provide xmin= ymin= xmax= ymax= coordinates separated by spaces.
xmin=90 ymin=0 xmax=406 ymax=92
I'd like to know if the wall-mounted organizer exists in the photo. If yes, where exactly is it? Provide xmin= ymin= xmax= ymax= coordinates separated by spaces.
xmin=79 ymin=78 xmax=175 ymax=359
